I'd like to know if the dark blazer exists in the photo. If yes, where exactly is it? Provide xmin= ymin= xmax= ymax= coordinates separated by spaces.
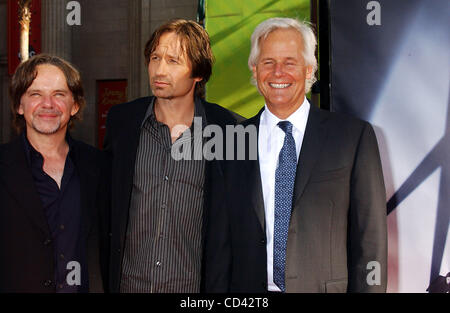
xmin=102 ymin=96 xmax=242 ymax=293
xmin=203 ymin=104 xmax=388 ymax=293
xmin=0 ymin=135 xmax=104 ymax=292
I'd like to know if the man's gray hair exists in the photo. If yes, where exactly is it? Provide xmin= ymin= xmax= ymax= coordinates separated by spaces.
xmin=248 ymin=17 xmax=317 ymax=93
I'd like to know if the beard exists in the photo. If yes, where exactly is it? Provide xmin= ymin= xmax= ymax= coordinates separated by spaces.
xmin=31 ymin=110 xmax=63 ymax=135
xmin=150 ymin=76 xmax=175 ymax=99
xmin=152 ymin=89 xmax=174 ymax=100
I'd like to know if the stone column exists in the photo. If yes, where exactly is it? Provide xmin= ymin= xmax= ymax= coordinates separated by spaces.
xmin=41 ymin=0 xmax=72 ymax=60
xmin=127 ymin=0 xmax=151 ymax=101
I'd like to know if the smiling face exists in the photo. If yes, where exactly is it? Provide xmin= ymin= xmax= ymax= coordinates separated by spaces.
xmin=148 ymin=31 xmax=202 ymax=101
xmin=252 ymin=28 xmax=313 ymax=118
xmin=18 ymin=64 xmax=79 ymax=135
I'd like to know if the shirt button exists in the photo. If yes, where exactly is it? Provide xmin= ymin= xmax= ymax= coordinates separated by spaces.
xmin=44 ymin=239 xmax=52 ymax=246
xmin=156 ymin=261 xmax=161 ymax=266
xmin=60 ymin=254 xmax=65 ymax=260
xmin=44 ymin=280 xmax=53 ymax=287
xmin=161 ymin=203 xmax=166 ymax=210
xmin=60 ymin=225 xmax=65 ymax=230
xmin=59 ymin=284 xmax=63 ymax=289
xmin=164 ymin=175 xmax=169 ymax=181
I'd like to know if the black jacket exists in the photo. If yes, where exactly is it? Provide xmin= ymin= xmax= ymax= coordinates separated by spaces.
xmin=102 ymin=96 xmax=242 ymax=292
xmin=0 ymin=135 xmax=105 ymax=292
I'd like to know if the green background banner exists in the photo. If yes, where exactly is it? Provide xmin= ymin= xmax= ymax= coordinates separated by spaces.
xmin=204 ymin=0 xmax=310 ymax=118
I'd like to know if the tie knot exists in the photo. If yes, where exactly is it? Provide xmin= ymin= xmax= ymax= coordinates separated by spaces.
xmin=278 ymin=121 xmax=293 ymax=134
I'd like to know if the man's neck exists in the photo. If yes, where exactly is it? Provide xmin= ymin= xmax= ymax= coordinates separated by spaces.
xmin=154 ymin=96 xmax=196 ymax=130
xmin=26 ymin=127 xmax=69 ymax=159
xmin=266 ymin=96 xmax=306 ymax=120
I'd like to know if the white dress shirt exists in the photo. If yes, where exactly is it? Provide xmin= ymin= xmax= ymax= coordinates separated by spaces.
xmin=258 ymin=97 xmax=310 ymax=292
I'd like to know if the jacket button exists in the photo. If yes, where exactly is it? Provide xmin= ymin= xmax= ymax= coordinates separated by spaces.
xmin=109 ymin=233 xmax=112 ymax=237
xmin=260 ymin=238 xmax=266 ymax=244
xmin=44 ymin=280 xmax=53 ymax=287
xmin=43 ymin=239 xmax=52 ymax=246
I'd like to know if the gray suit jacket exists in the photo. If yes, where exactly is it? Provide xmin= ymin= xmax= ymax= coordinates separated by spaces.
xmin=203 ymin=103 xmax=387 ymax=293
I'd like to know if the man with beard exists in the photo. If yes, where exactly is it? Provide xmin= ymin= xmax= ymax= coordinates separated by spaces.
xmin=103 ymin=19 xmax=241 ymax=293
xmin=0 ymin=54 xmax=104 ymax=292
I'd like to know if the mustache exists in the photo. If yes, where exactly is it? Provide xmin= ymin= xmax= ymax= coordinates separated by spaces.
xmin=34 ymin=109 xmax=62 ymax=116
xmin=151 ymin=76 xmax=170 ymax=84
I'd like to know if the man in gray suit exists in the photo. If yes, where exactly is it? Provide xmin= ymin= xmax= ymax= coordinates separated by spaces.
xmin=203 ymin=17 xmax=387 ymax=293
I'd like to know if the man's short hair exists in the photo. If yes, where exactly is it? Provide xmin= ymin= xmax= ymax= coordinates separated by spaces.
xmin=144 ymin=19 xmax=214 ymax=99
xmin=9 ymin=53 xmax=86 ymax=133
xmin=248 ymin=17 xmax=318 ymax=93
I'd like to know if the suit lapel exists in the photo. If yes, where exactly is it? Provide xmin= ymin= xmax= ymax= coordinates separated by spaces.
xmin=292 ymin=104 xmax=328 ymax=207
xmin=117 ymin=99 xmax=151 ymax=244
xmin=0 ymin=137 xmax=50 ymax=238
xmin=72 ymin=141 xmax=100 ymax=239
xmin=240 ymin=104 xmax=328 ymax=229
xmin=244 ymin=110 xmax=266 ymax=231
xmin=249 ymin=158 xmax=265 ymax=231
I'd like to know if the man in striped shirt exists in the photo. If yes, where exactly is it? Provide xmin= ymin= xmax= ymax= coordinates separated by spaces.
xmin=102 ymin=19 xmax=241 ymax=293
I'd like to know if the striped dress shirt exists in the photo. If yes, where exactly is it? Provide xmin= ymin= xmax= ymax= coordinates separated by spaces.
xmin=120 ymin=98 xmax=206 ymax=293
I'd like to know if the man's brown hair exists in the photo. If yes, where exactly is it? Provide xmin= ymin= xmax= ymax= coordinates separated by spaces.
xmin=144 ymin=19 xmax=214 ymax=99
xmin=9 ymin=53 xmax=86 ymax=133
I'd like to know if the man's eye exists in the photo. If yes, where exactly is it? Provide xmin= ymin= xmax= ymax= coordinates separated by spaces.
xmin=169 ymin=59 xmax=178 ymax=64
xmin=151 ymin=55 xmax=159 ymax=61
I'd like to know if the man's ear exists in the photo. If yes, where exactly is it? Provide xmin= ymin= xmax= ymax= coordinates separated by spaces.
xmin=71 ymin=102 xmax=80 ymax=116
xmin=17 ymin=103 xmax=24 ymax=115
xmin=306 ymin=65 xmax=313 ymax=80
xmin=194 ymin=77 xmax=203 ymax=83
xmin=252 ymin=66 xmax=257 ymax=80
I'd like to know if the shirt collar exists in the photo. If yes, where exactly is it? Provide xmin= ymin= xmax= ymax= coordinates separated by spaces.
xmin=141 ymin=96 xmax=207 ymax=129
xmin=260 ymin=97 xmax=310 ymax=134
xmin=141 ymin=96 xmax=157 ymax=128
xmin=21 ymin=131 xmax=76 ymax=167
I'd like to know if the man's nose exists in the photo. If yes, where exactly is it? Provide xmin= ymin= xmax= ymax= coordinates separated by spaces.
xmin=273 ymin=63 xmax=284 ymax=76
xmin=41 ymin=95 xmax=54 ymax=108
xmin=155 ymin=59 xmax=168 ymax=76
